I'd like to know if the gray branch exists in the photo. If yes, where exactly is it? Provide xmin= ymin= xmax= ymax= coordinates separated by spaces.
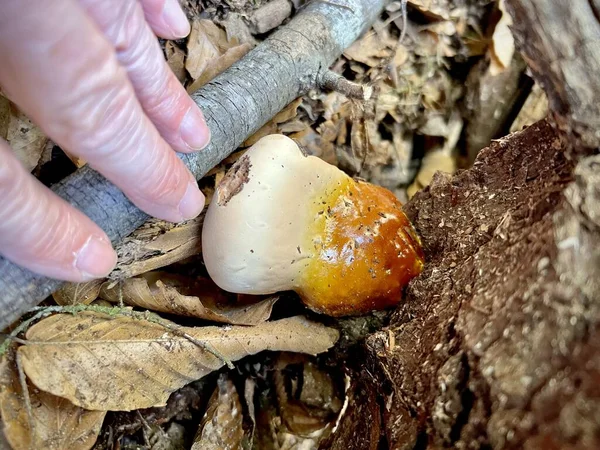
xmin=0 ymin=0 xmax=387 ymax=329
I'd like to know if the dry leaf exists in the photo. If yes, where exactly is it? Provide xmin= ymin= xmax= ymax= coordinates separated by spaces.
xmin=186 ymin=20 xmax=229 ymax=80
xmin=112 ymin=215 xmax=204 ymax=280
xmin=165 ymin=41 xmax=187 ymax=84
xmin=218 ymin=14 xmax=257 ymax=46
xmin=0 ymin=354 xmax=106 ymax=450
xmin=408 ymin=0 xmax=451 ymax=20
xmin=186 ymin=19 xmax=252 ymax=91
xmin=408 ymin=149 xmax=456 ymax=198
xmin=187 ymin=43 xmax=252 ymax=93
xmin=489 ymin=0 xmax=515 ymax=75
xmin=19 ymin=313 xmax=338 ymax=411
xmin=510 ymin=83 xmax=548 ymax=133
xmin=0 ymin=98 xmax=47 ymax=172
xmin=343 ymin=32 xmax=393 ymax=67
xmin=53 ymin=280 xmax=104 ymax=306
xmin=191 ymin=373 xmax=243 ymax=450
xmin=99 ymin=272 xmax=278 ymax=325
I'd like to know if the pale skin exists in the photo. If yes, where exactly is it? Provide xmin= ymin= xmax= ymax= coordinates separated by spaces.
xmin=0 ymin=0 xmax=210 ymax=282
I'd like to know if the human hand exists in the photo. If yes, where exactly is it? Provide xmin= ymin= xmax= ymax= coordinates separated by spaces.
xmin=0 ymin=0 xmax=210 ymax=282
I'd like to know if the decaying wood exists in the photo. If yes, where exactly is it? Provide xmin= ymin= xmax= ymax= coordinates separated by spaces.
xmin=333 ymin=2 xmax=600 ymax=445
xmin=0 ymin=0 xmax=387 ymax=329
xmin=510 ymin=83 xmax=548 ymax=133
xmin=505 ymin=0 xmax=600 ymax=149
xmin=329 ymin=119 xmax=597 ymax=449
xmin=464 ymin=53 xmax=528 ymax=161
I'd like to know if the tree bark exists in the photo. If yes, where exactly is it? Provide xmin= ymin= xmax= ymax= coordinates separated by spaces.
xmin=327 ymin=1 xmax=600 ymax=448
xmin=505 ymin=0 xmax=600 ymax=150
xmin=0 ymin=0 xmax=387 ymax=329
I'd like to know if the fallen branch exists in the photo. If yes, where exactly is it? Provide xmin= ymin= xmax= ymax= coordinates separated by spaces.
xmin=0 ymin=0 xmax=386 ymax=329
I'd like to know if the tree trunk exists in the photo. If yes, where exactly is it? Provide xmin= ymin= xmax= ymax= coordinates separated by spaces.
xmin=328 ymin=1 xmax=600 ymax=448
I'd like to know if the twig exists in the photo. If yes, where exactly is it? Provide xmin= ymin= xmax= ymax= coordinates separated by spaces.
xmin=16 ymin=351 xmax=35 ymax=440
xmin=318 ymin=70 xmax=373 ymax=100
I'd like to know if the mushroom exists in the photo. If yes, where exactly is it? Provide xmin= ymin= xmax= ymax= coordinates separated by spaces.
xmin=202 ymin=134 xmax=424 ymax=316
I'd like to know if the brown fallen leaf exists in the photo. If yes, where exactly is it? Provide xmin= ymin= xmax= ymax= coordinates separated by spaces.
xmin=186 ymin=20 xmax=228 ymax=80
xmin=185 ymin=19 xmax=252 ymax=92
xmin=510 ymin=83 xmax=548 ymax=133
xmin=99 ymin=272 xmax=278 ymax=325
xmin=343 ymin=28 xmax=394 ymax=67
xmin=165 ymin=41 xmax=187 ymax=84
xmin=0 ymin=353 xmax=106 ymax=450
xmin=186 ymin=43 xmax=252 ymax=93
xmin=489 ymin=0 xmax=515 ymax=75
xmin=191 ymin=373 xmax=244 ymax=450
xmin=218 ymin=13 xmax=257 ymax=47
xmin=19 ymin=313 xmax=339 ymax=411
xmin=111 ymin=215 xmax=204 ymax=280
xmin=0 ymin=97 xmax=47 ymax=172
xmin=52 ymin=280 xmax=104 ymax=306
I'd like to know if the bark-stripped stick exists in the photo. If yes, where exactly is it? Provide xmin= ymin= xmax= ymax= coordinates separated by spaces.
xmin=0 ymin=0 xmax=387 ymax=328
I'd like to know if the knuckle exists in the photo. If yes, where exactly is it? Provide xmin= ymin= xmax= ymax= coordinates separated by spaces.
xmin=112 ymin=2 xmax=146 ymax=54
xmin=137 ymin=152 xmax=186 ymax=202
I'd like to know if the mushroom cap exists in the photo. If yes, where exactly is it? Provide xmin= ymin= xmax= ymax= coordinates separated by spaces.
xmin=202 ymin=134 xmax=347 ymax=295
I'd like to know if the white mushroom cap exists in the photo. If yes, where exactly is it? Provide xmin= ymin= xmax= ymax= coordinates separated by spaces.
xmin=202 ymin=134 xmax=424 ymax=316
xmin=202 ymin=134 xmax=347 ymax=295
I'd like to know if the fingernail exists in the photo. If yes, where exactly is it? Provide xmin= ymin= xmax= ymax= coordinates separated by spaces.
xmin=75 ymin=236 xmax=117 ymax=280
xmin=178 ymin=179 xmax=205 ymax=220
xmin=180 ymin=106 xmax=211 ymax=150
xmin=162 ymin=0 xmax=191 ymax=38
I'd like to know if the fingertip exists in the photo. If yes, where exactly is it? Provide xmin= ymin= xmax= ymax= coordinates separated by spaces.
xmin=75 ymin=235 xmax=117 ymax=281
xmin=178 ymin=178 xmax=205 ymax=220
xmin=160 ymin=0 xmax=191 ymax=39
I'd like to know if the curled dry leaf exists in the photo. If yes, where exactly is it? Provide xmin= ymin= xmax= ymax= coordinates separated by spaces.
xmin=186 ymin=43 xmax=252 ymax=93
xmin=191 ymin=373 xmax=244 ymax=450
xmin=52 ymin=280 xmax=104 ymax=306
xmin=99 ymin=272 xmax=279 ymax=325
xmin=0 ymin=96 xmax=47 ymax=172
xmin=111 ymin=215 xmax=204 ymax=280
xmin=0 ymin=354 xmax=106 ymax=450
xmin=186 ymin=19 xmax=253 ymax=91
xmin=19 ymin=313 xmax=339 ymax=411
xmin=343 ymin=31 xmax=394 ymax=67
xmin=165 ymin=41 xmax=187 ymax=84
xmin=489 ymin=0 xmax=515 ymax=75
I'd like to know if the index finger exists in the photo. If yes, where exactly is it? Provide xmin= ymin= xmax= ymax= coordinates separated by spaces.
xmin=0 ymin=0 xmax=205 ymax=223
